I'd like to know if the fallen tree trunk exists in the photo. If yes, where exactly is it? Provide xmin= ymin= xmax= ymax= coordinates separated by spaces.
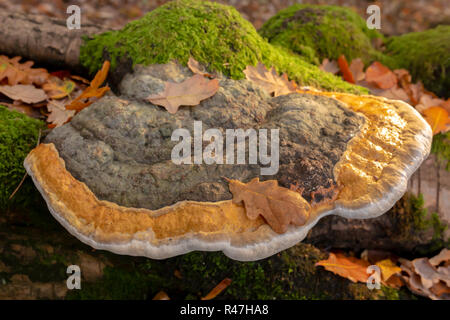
xmin=0 ymin=11 xmax=104 ymax=69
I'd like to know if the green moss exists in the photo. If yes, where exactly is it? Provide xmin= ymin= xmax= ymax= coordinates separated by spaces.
xmin=0 ymin=106 xmax=45 ymax=212
xmin=258 ymin=4 xmax=384 ymax=65
xmin=384 ymin=26 xmax=450 ymax=98
xmin=431 ymin=132 xmax=450 ymax=171
xmin=80 ymin=0 xmax=366 ymax=94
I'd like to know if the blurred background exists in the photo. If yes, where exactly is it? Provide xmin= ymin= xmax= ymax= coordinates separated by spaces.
xmin=1 ymin=0 xmax=449 ymax=36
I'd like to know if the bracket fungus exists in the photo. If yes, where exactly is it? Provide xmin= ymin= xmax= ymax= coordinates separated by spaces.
xmin=24 ymin=63 xmax=432 ymax=261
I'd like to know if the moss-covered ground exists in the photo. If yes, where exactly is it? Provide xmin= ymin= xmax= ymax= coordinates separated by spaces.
xmin=80 ymin=0 xmax=366 ymax=94
xmin=258 ymin=4 xmax=384 ymax=66
xmin=384 ymin=25 xmax=450 ymax=99
xmin=0 ymin=106 xmax=45 ymax=213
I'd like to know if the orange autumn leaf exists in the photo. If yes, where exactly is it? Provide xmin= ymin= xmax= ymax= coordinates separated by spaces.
xmin=376 ymin=259 xmax=402 ymax=282
xmin=365 ymin=61 xmax=397 ymax=89
xmin=187 ymin=57 xmax=214 ymax=78
xmin=227 ymin=177 xmax=311 ymax=234
xmin=243 ymin=62 xmax=297 ymax=97
xmin=147 ymin=74 xmax=219 ymax=114
xmin=152 ymin=291 xmax=170 ymax=300
xmin=422 ymin=106 xmax=450 ymax=135
xmin=66 ymin=61 xmax=110 ymax=111
xmin=43 ymin=79 xmax=76 ymax=99
xmin=316 ymin=252 xmax=370 ymax=283
xmin=337 ymin=55 xmax=355 ymax=84
xmin=201 ymin=278 xmax=232 ymax=300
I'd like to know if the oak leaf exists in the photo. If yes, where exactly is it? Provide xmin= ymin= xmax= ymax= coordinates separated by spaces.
xmin=0 ymin=55 xmax=49 ymax=86
xmin=243 ymin=62 xmax=297 ymax=97
xmin=365 ymin=61 xmax=397 ymax=89
xmin=47 ymin=100 xmax=76 ymax=128
xmin=422 ymin=106 xmax=449 ymax=135
xmin=316 ymin=252 xmax=370 ymax=283
xmin=227 ymin=177 xmax=311 ymax=234
xmin=147 ymin=74 xmax=219 ymax=114
xmin=0 ymin=84 xmax=47 ymax=104
xmin=66 ymin=61 xmax=110 ymax=111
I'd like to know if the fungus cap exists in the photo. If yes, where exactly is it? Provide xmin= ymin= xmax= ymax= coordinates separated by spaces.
xmin=24 ymin=85 xmax=431 ymax=261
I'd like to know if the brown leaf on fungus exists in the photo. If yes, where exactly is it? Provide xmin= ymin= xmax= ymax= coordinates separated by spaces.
xmin=0 ymin=84 xmax=47 ymax=104
xmin=243 ymin=62 xmax=297 ymax=97
xmin=46 ymin=100 xmax=76 ymax=128
xmin=147 ymin=74 xmax=219 ymax=114
xmin=187 ymin=57 xmax=214 ymax=78
xmin=66 ymin=61 xmax=110 ymax=112
xmin=316 ymin=252 xmax=370 ymax=283
xmin=0 ymin=55 xmax=49 ymax=86
xmin=365 ymin=61 xmax=397 ymax=89
xmin=226 ymin=177 xmax=311 ymax=234
xmin=337 ymin=55 xmax=355 ymax=84
xmin=422 ymin=106 xmax=449 ymax=135
xmin=201 ymin=278 xmax=232 ymax=300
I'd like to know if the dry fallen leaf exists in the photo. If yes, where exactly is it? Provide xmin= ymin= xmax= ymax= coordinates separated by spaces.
xmin=376 ymin=259 xmax=402 ymax=282
xmin=319 ymin=58 xmax=339 ymax=75
xmin=349 ymin=58 xmax=365 ymax=82
xmin=201 ymin=278 xmax=232 ymax=300
xmin=0 ymin=55 xmax=49 ymax=86
xmin=316 ymin=252 xmax=370 ymax=283
xmin=415 ymin=94 xmax=445 ymax=113
xmin=377 ymin=85 xmax=410 ymax=102
xmin=0 ymin=84 xmax=47 ymax=104
xmin=227 ymin=177 xmax=311 ymax=234
xmin=46 ymin=99 xmax=76 ymax=128
xmin=337 ymin=55 xmax=355 ymax=84
xmin=152 ymin=291 xmax=170 ymax=300
xmin=400 ymin=248 xmax=450 ymax=300
xmin=147 ymin=74 xmax=219 ymax=114
xmin=43 ymin=79 xmax=76 ymax=99
xmin=365 ymin=61 xmax=397 ymax=89
xmin=243 ymin=62 xmax=297 ymax=97
xmin=66 ymin=61 xmax=110 ymax=112
xmin=422 ymin=106 xmax=449 ymax=135
xmin=187 ymin=57 xmax=214 ymax=78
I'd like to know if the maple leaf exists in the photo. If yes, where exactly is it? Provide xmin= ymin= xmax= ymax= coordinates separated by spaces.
xmin=147 ymin=74 xmax=219 ymax=114
xmin=201 ymin=278 xmax=232 ymax=300
xmin=66 ymin=61 xmax=110 ymax=111
xmin=365 ymin=61 xmax=397 ymax=89
xmin=226 ymin=177 xmax=311 ymax=234
xmin=0 ymin=55 xmax=49 ymax=86
xmin=422 ymin=106 xmax=450 ymax=135
xmin=47 ymin=100 xmax=76 ymax=128
xmin=187 ymin=57 xmax=214 ymax=78
xmin=337 ymin=55 xmax=355 ymax=84
xmin=316 ymin=252 xmax=370 ymax=283
xmin=0 ymin=84 xmax=47 ymax=104
xmin=43 ymin=78 xmax=76 ymax=99
xmin=319 ymin=58 xmax=339 ymax=75
xmin=243 ymin=62 xmax=297 ymax=97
